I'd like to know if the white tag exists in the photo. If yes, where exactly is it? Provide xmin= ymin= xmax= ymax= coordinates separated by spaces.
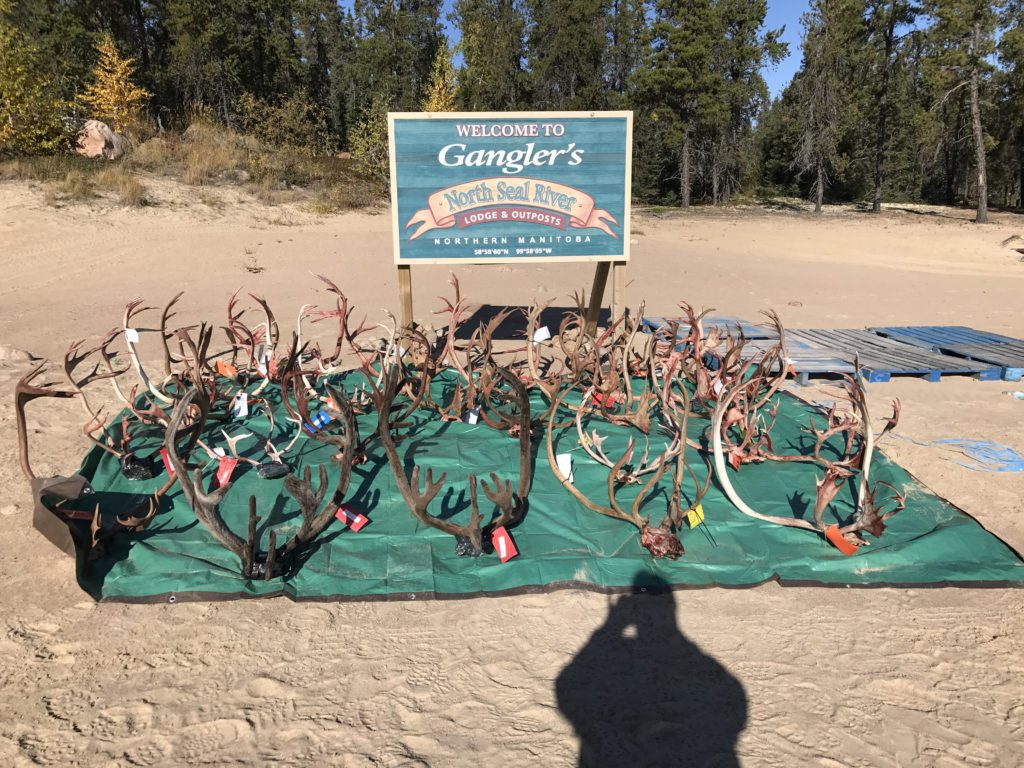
xmin=533 ymin=326 xmax=552 ymax=343
xmin=465 ymin=408 xmax=480 ymax=425
xmin=213 ymin=446 xmax=226 ymax=458
xmin=498 ymin=536 xmax=507 ymax=559
xmin=556 ymin=453 xmax=574 ymax=483
xmin=232 ymin=392 xmax=249 ymax=418
xmin=712 ymin=379 xmax=724 ymax=396
xmin=124 ymin=327 xmax=140 ymax=344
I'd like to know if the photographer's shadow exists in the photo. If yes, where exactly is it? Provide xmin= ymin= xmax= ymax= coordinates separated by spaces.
xmin=556 ymin=574 xmax=747 ymax=768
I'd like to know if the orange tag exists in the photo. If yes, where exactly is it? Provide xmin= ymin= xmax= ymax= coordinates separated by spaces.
xmin=211 ymin=457 xmax=238 ymax=490
xmin=215 ymin=360 xmax=238 ymax=378
xmin=825 ymin=524 xmax=858 ymax=556
xmin=160 ymin=447 xmax=174 ymax=477
xmin=491 ymin=526 xmax=518 ymax=562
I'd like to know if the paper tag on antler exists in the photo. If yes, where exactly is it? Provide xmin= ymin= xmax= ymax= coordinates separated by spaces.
xmin=124 ymin=327 xmax=140 ymax=344
xmin=592 ymin=391 xmax=615 ymax=408
xmin=712 ymin=379 xmax=724 ymax=396
xmin=216 ymin=359 xmax=238 ymax=379
xmin=556 ymin=453 xmax=574 ymax=483
xmin=232 ymin=392 xmax=249 ymax=418
xmin=335 ymin=506 xmax=369 ymax=532
xmin=160 ymin=447 xmax=174 ymax=477
xmin=463 ymin=408 xmax=480 ymax=425
xmin=213 ymin=446 xmax=226 ymax=458
xmin=825 ymin=524 xmax=858 ymax=556
xmin=491 ymin=526 xmax=518 ymax=562
xmin=533 ymin=325 xmax=552 ymax=343
xmin=212 ymin=457 xmax=238 ymax=490
xmin=686 ymin=503 xmax=704 ymax=529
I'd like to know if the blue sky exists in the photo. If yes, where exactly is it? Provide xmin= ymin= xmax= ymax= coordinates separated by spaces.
xmin=429 ymin=0 xmax=809 ymax=100
xmin=764 ymin=0 xmax=809 ymax=97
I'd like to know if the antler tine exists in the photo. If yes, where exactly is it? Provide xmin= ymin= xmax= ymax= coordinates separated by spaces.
xmin=16 ymin=361 xmax=78 ymax=481
xmin=160 ymin=291 xmax=185 ymax=377
xmin=480 ymin=472 xmax=515 ymax=516
xmin=283 ymin=464 xmax=330 ymax=529
xmin=410 ymin=466 xmax=448 ymax=509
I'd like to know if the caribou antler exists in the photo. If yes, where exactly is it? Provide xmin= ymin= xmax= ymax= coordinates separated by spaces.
xmin=547 ymin=380 xmax=681 ymax=558
xmin=16 ymin=362 xmax=77 ymax=481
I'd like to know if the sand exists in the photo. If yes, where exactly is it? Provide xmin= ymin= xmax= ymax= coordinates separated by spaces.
xmin=0 ymin=178 xmax=1022 ymax=767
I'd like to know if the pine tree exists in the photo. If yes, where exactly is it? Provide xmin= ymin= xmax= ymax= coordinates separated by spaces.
xmin=526 ymin=0 xmax=609 ymax=109
xmin=0 ymin=0 xmax=65 ymax=154
xmin=453 ymin=0 xmax=529 ymax=110
xmin=923 ymin=0 xmax=1004 ymax=222
xmin=865 ymin=0 xmax=916 ymax=212
xmin=81 ymin=33 xmax=151 ymax=133
xmin=708 ymin=0 xmax=787 ymax=203
xmin=605 ymin=0 xmax=647 ymax=102
xmin=999 ymin=1 xmax=1024 ymax=208
xmin=422 ymin=41 xmax=458 ymax=112
xmin=347 ymin=0 xmax=442 ymax=116
xmin=634 ymin=0 xmax=720 ymax=208
xmin=792 ymin=0 xmax=867 ymax=214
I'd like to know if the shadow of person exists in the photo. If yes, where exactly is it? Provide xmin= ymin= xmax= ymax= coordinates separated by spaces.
xmin=555 ymin=574 xmax=747 ymax=768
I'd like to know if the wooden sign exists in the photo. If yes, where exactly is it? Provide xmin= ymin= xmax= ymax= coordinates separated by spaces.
xmin=388 ymin=111 xmax=632 ymax=265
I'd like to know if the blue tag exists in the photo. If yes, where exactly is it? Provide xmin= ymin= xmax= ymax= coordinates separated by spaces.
xmin=304 ymin=409 xmax=333 ymax=433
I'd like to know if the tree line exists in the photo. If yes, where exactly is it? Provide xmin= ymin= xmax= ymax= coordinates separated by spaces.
xmin=2 ymin=0 xmax=1023 ymax=218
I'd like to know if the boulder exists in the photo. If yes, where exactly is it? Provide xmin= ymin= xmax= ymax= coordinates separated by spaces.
xmin=76 ymin=119 xmax=132 ymax=160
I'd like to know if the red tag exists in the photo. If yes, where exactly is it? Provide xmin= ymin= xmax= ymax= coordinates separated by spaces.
xmin=593 ymin=392 xmax=615 ymax=408
xmin=335 ymin=506 xmax=369 ymax=532
xmin=728 ymin=451 xmax=741 ymax=471
xmin=160 ymin=447 xmax=174 ymax=477
xmin=211 ymin=457 xmax=238 ymax=490
xmin=215 ymin=359 xmax=238 ymax=378
xmin=491 ymin=525 xmax=518 ymax=562
xmin=825 ymin=524 xmax=858 ymax=556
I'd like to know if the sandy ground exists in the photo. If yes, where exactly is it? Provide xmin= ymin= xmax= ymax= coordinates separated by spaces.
xmin=0 ymin=178 xmax=1023 ymax=767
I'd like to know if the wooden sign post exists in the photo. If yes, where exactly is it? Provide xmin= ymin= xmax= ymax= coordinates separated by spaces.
xmin=388 ymin=111 xmax=633 ymax=329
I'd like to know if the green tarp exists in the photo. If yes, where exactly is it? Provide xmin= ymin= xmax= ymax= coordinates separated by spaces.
xmin=52 ymin=374 xmax=1024 ymax=601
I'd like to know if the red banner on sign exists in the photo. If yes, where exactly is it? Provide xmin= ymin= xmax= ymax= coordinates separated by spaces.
xmin=456 ymin=206 xmax=567 ymax=230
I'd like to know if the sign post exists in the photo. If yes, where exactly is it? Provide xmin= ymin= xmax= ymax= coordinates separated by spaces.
xmin=388 ymin=111 xmax=632 ymax=328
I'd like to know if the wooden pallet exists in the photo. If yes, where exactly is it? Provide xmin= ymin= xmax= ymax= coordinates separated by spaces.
xmin=791 ymin=329 xmax=1002 ymax=383
xmin=642 ymin=315 xmax=777 ymax=340
xmin=742 ymin=338 xmax=855 ymax=385
xmin=872 ymin=326 xmax=1024 ymax=381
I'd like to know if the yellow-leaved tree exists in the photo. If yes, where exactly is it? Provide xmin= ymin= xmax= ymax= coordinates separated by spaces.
xmin=0 ymin=0 xmax=65 ymax=154
xmin=80 ymin=33 xmax=150 ymax=133
xmin=350 ymin=93 xmax=391 ymax=186
xmin=421 ymin=42 xmax=458 ymax=112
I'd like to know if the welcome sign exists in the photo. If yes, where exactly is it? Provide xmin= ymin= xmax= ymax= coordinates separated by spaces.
xmin=388 ymin=112 xmax=632 ymax=264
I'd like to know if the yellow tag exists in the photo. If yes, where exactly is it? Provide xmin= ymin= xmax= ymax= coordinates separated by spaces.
xmin=686 ymin=504 xmax=704 ymax=529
